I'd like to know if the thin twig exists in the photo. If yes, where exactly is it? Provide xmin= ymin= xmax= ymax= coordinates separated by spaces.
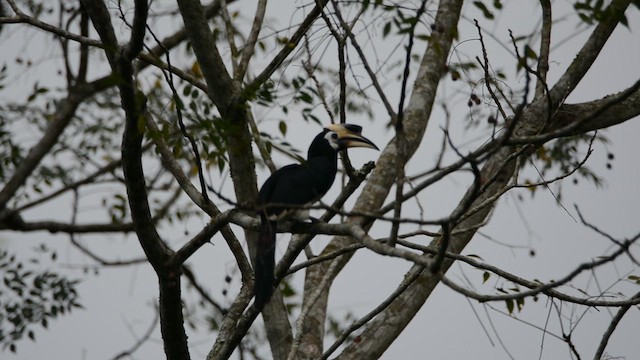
xmin=111 ymin=310 xmax=159 ymax=360
xmin=219 ymin=0 xmax=240 ymax=73
xmin=593 ymin=290 xmax=640 ymax=360
xmin=235 ymin=0 xmax=267 ymax=80
xmin=288 ymin=259 xmax=341 ymax=360
xmin=535 ymin=0 xmax=552 ymax=100
xmin=474 ymin=19 xmax=508 ymax=121
xmin=321 ymin=265 xmax=424 ymax=359
xmin=330 ymin=0 xmax=397 ymax=121
xmin=145 ymin=25 xmax=210 ymax=202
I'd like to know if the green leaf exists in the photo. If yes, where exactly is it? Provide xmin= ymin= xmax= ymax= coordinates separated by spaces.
xmin=628 ymin=275 xmax=640 ymax=284
xmin=297 ymin=91 xmax=313 ymax=104
xmin=279 ymin=120 xmax=287 ymax=136
xmin=383 ymin=22 xmax=391 ymax=38
xmin=524 ymin=46 xmax=538 ymax=60
xmin=516 ymin=297 xmax=525 ymax=312
xmin=482 ymin=271 xmax=491 ymax=283
xmin=473 ymin=1 xmax=495 ymax=19
xmin=505 ymin=299 xmax=514 ymax=314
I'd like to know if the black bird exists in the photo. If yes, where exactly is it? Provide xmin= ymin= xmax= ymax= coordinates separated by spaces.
xmin=254 ymin=123 xmax=378 ymax=306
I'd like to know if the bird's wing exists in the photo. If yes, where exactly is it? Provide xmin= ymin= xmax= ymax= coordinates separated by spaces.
xmin=257 ymin=164 xmax=301 ymax=210
xmin=255 ymin=163 xmax=301 ymax=306
xmin=254 ymin=161 xmax=333 ymax=306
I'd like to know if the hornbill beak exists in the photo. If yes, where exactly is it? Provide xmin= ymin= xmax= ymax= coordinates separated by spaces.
xmin=326 ymin=123 xmax=379 ymax=150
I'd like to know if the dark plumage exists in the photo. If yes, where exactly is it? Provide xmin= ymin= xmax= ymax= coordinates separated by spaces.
xmin=254 ymin=124 xmax=377 ymax=307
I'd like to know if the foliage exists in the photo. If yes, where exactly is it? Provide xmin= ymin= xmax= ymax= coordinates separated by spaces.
xmin=0 ymin=0 xmax=638 ymax=359
xmin=0 ymin=248 xmax=81 ymax=353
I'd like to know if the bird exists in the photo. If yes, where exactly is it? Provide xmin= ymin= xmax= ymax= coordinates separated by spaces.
xmin=254 ymin=123 xmax=378 ymax=306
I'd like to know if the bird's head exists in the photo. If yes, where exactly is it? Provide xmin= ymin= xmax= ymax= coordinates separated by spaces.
xmin=323 ymin=123 xmax=379 ymax=151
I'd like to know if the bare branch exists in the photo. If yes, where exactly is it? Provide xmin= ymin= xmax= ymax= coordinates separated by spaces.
xmin=235 ymin=0 xmax=267 ymax=80
xmin=330 ymin=1 xmax=397 ymax=121
xmin=1 ymin=1 xmax=102 ymax=48
xmin=305 ymin=2 xmax=465 ymax=356
xmin=138 ymin=52 xmax=208 ymax=91
xmin=9 ymin=143 xmax=150 ymax=215
xmin=247 ymin=110 xmax=277 ymax=173
xmin=111 ymin=309 xmax=159 ymax=360
xmin=546 ymin=0 xmax=631 ymax=109
xmin=248 ymin=0 xmax=329 ymax=91
xmin=510 ymin=78 xmax=640 ymax=144
xmin=207 ymin=283 xmax=257 ymax=360
xmin=288 ymin=259 xmax=341 ymax=360
xmin=182 ymin=265 xmax=227 ymax=315
xmin=70 ymin=237 xmax=146 ymax=266
xmin=0 ymin=215 xmax=135 ymax=233
xmin=177 ymin=0 xmax=238 ymax=111
xmin=322 ymin=265 xmax=423 ymax=359
xmin=593 ymin=291 xmax=640 ymax=360
xmin=0 ymin=85 xmax=86 ymax=211
xmin=83 ymin=2 xmax=192 ymax=359
xmin=219 ymin=0 xmax=240 ymax=73
xmin=474 ymin=20 xmax=509 ymax=121
xmin=208 ymin=162 xmax=374 ymax=360
xmin=124 ymin=0 xmax=149 ymax=61
xmin=286 ymin=243 xmax=362 ymax=275
xmin=535 ymin=0 xmax=551 ymax=99
xmin=437 ymin=234 xmax=640 ymax=306
xmin=171 ymin=211 xmax=234 ymax=266
xmin=145 ymin=114 xmax=253 ymax=278
xmin=77 ymin=6 xmax=90 ymax=83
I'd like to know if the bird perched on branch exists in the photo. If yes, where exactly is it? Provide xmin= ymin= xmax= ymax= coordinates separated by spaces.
xmin=254 ymin=123 xmax=378 ymax=306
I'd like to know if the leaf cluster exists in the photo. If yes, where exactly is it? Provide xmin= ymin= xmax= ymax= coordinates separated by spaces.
xmin=0 ymin=248 xmax=81 ymax=353
xmin=574 ymin=0 xmax=632 ymax=26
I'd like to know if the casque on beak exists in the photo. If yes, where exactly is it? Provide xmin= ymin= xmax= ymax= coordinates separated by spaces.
xmin=325 ymin=123 xmax=379 ymax=150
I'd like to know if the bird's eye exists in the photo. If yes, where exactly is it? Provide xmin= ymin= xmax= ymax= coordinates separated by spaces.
xmin=331 ymin=132 xmax=338 ymax=140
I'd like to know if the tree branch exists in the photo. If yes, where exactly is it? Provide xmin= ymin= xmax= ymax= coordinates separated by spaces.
xmin=1 ymin=0 xmax=102 ymax=48
xmin=0 ymin=85 xmax=86 ymax=211
xmin=247 ymin=0 xmax=329 ymax=92
xmin=322 ymin=265 xmax=423 ymax=359
xmin=330 ymin=2 xmax=397 ymax=121
xmin=593 ymin=290 xmax=640 ymax=360
xmin=82 ymin=2 xmax=191 ymax=359
xmin=336 ymin=3 xmax=636 ymax=355
xmin=0 ymin=217 xmax=135 ymax=233
xmin=177 ymin=1 xmax=292 ymax=356
xmin=235 ymin=0 xmax=267 ymax=81
xmin=546 ymin=0 xmax=631 ymax=110
xmin=209 ymin=162 xmax=374 ymax=360
xmin=111 ymin=309 xmax=159 ymax=360
xmin=145 ymin=114 xmax=252 ymax=279
xmin=124 ymin=0 xmax=149 ymax=61
xmin=535 ymin=0 xmax=551 ymax=100
xmin=176 ymin=0 xmax=237 ymax=111
xmin=302 ymin=1 xmax=465 ymax=356
xmin=509 ymin=78 xmax=640 ymax=144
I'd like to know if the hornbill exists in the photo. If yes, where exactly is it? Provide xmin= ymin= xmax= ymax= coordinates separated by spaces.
xmin=254 ymin=123 xmax=378 ymax=306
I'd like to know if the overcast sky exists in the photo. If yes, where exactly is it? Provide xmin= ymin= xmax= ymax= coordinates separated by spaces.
xmin=2 ymin=1 xmax=640 ymax=359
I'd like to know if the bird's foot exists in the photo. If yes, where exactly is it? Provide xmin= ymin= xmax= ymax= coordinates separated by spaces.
xmin=308 ymin=216 xmax=321 ymax=224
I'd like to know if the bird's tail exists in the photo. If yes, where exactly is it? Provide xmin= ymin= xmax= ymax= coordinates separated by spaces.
xmin=255 ymin=213 xmax=276 ymax=307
